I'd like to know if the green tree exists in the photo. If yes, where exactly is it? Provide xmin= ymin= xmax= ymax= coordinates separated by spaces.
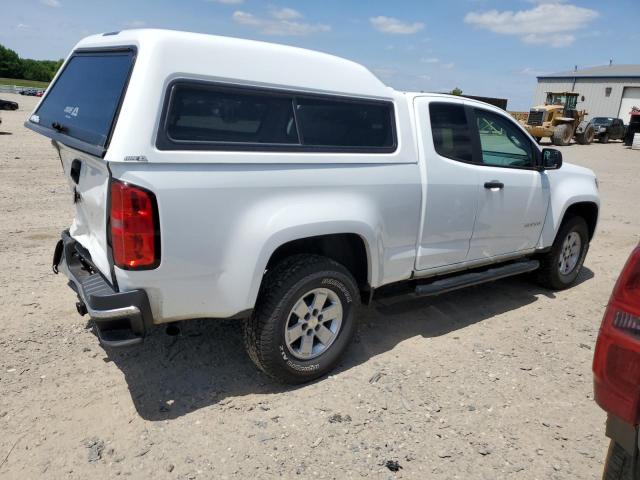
xmin=0 ymin=43 xmax=63 ymax=82
xmin=0 ymin=45 xmax=23 ymax=78
xmin=450 ymin=87 xmax=463 ymax=96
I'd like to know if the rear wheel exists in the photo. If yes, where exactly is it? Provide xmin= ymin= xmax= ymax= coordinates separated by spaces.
xmin=243 ymin=254 xmax=360 ymax=384
xmin=552 ymin=124 xmax=573 ymax=146
xmin=603 ymin=440 xmax=639 ymax=480
xmin=535 ymin=216 xmax=589 ymax=290
xmin=601 ymin=133 xmax=610 ymax=144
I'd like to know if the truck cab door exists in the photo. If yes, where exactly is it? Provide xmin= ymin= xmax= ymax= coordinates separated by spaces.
xmin=466 ymin=106 xmax=549 ymax=260
xmin=413 ymin=97 xmax=478 ymax=270
xmin=613 ymin=119 xmax=624 ymax=139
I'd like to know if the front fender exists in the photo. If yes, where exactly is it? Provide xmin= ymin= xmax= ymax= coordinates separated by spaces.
xmin=538 ymin=162 xmax=600 ymax=248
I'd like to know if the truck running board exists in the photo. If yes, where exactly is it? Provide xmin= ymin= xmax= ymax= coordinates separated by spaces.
xmin=414 ymin=260 xmax=540 ymax=297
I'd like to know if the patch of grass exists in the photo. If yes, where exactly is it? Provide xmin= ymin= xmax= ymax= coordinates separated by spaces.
xmin=0 ymin=77 xmax=48 ymax=89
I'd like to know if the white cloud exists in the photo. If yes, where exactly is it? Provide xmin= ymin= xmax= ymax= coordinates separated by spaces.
xmin=40 ymin=0 xmax=61 ymax=6
xmin=519 ymin=67 xmax=548 ymax=76
xmin=442 ymin=62 xmax=455 ymax=69
xmin=464 ymin=3 xmax=598 ymax=47
xmin=270 ymin=7 xmax=301 ymax=21
xmin=421 ymin=57 xmax=439 ymax=63
xmin=208 ymin=0 xmax=244 ymax=4
xmin=370 ymin=16 xmax=424 ymax=35
xmin=522 ymin=32 xmax=574 ymax=47
xmin=419 ymin=74 xmax=431 ymax=81
xmin=232 ymin=10 xmax=330 ymax=36
xmin=124 ymin=20 xmax=146 ymax=28
xmin=16 ymin=23 xmax=29 ymax=29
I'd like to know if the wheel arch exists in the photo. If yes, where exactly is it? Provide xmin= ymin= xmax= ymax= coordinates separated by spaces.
xmin=562 ymin=201 xmax=599 ymax=240
xmin=263 ymin=232 xmax=373 ymax=304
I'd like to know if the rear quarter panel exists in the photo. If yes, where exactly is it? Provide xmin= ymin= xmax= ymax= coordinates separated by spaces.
xmin=110 ymin=161 xmax=422 ymax=322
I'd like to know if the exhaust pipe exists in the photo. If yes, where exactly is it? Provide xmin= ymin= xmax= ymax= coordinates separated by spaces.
xmin=165 ymin=323 xmax=180 ymax=336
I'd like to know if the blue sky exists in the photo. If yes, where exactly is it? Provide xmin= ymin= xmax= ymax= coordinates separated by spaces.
xmin=2 ymin=0 xmax=638 ymax=109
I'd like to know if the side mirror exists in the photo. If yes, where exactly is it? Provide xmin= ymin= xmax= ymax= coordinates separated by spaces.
xmin=540 ymin=148 xmax=563 ymax=170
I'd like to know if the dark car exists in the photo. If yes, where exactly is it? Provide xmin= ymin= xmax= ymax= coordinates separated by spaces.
xmin=590 ymin=117 xmax=626 ymax=143
xmin=593 ymin=244 xmax=640 ymax=478
xmin=20 ymin=89 xmax=37 ymax=96
xmin=0 ymin=99 xmax=19 ymax=110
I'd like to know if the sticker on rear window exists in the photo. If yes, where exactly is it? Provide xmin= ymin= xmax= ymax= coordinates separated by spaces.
xmin=64 ymin=106 xmax=79 ymax=118
xmin=30 ymin=114 xmax=40 ymax=124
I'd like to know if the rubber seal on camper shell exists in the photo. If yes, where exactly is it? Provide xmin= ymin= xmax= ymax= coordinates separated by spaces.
xmin=54 ymin=230 xmax=153 ymax=347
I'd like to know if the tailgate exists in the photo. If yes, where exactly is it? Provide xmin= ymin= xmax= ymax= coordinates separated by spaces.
xmin=24 ymin=47 xmax=136 ymax=284
xmin=58 ymin=143 xmax=112 ymax=282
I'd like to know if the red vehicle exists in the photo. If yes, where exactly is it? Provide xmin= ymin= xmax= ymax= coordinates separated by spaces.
xmin=593 ymin=244 xmax=640 ymax=478
xmin=624 ymin=108 xmax=640 ymax=147
xmin=35 ymin=90 xmax=44 ymax=97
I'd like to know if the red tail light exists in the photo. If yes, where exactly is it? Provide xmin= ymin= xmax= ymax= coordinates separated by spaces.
xmin=593 ymin=245 xmax=640 ymax=424
xmin=110 ymin=179 xmax=160 ymax=270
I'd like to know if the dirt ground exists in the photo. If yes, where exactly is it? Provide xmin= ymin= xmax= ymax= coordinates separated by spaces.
xmin=1 ymin=91 xmax=639 ymax=480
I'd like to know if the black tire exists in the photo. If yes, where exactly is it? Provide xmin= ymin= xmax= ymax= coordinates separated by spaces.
xmin=576 ymin=124 xmax=595 ymax=145
xmin=535 ymin=216 xmax=589 ymax=290
xmin=243 ymin=254 xmax=360 ymax=384
xmin=552 ymin=124 xmax=572 ymax=146
xmin=603 ymin=440 xmax=639 ymax=480
xmin=601 ymin=133 xmax=610 ymax=144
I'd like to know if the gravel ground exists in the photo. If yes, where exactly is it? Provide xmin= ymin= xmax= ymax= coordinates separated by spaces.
xmin=1 ymin=92 xmax=639 ymax=479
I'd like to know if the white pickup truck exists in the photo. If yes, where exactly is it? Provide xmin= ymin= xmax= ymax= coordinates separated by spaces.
xmin=27 ymin=30 xmax=599 ymax=384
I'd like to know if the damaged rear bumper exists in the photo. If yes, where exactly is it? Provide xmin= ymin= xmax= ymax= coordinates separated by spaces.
xmin=53 ymin=230 xmax=153 ymax=347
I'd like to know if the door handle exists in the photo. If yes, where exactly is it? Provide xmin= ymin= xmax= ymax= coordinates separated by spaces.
xmin=484 ymin=181 xmax=504 ymax=190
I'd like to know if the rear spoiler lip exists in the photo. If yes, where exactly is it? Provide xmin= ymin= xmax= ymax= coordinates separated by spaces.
xmin=24 ymin=120 xmax=107 ymax=158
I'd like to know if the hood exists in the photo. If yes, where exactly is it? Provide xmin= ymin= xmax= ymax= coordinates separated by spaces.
xmin=560 ymin=161 xmax=596 ymax=179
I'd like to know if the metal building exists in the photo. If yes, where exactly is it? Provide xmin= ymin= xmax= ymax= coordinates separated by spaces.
xmin=534 ymin=64 xmax=640 ymax=123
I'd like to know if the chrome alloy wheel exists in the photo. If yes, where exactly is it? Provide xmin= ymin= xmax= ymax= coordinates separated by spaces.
xmin=558 ymin=231 xmax=582 ymax=275
xmin=285 ymin=288 xmax=343 ymax=360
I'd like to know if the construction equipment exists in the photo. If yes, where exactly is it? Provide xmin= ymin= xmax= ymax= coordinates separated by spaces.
xmin=522 ymin=92 xmax=595 ymax=146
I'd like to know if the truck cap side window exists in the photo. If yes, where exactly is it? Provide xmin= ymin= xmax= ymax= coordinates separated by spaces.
xmin=295 ymin=97 xmax=393 ymax=148
xmin=429 ymin=102 xmax=473 ymax=163
xmin=158 ymin=81 xmax=397 ymax=153
xmin=167 ymin=84 xmax=299 ymax=145
xmin=30 ymin=50 xmax=134 ymax=152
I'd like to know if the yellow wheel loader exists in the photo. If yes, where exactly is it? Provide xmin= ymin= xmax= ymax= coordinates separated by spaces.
xmin=522 ymin=92 xmax=595 ymax=146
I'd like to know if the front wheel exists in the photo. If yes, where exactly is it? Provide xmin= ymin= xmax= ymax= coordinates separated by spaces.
xmin=552 ymin=124 xmax=573 ymax=146
xmin=576 ymin=124 xmax=595 ymax=145
xmin=601 ymin=133 xmax=610 ymax=144
xmin=243 ymin=254 xmax=360 ymax=384
xmin=603 ymin=440 xmax=639 ymax=480
xmin=535 ymin=216 xmax=589 ymax=290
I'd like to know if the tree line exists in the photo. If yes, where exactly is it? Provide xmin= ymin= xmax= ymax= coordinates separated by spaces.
xmin=0 ymin=44 xmax=63 ymax=83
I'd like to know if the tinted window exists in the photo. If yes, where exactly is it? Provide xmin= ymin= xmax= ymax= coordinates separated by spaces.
xmin=592 ymin=117 xmax=614 ymax=126
xmin=166 ymin=85 xmax=298 ymax=144
xmin=429 ymin=102 xmax=473 ymax=162
xmin=295 ymin=98 xmax=394 ymax=148
xmin=33 ymin=51 xmax=134 ymax=147
xmin=475 ymin=109 xmax=533 ymax=168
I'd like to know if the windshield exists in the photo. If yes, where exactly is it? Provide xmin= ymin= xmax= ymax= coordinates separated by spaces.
xmin=592 ymin=117 xmax=614 ymax=125
xmin=30 ymin=50 xmax=134 ymax=152
xmin=545 ymin=93 xmax=578 ymax=109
